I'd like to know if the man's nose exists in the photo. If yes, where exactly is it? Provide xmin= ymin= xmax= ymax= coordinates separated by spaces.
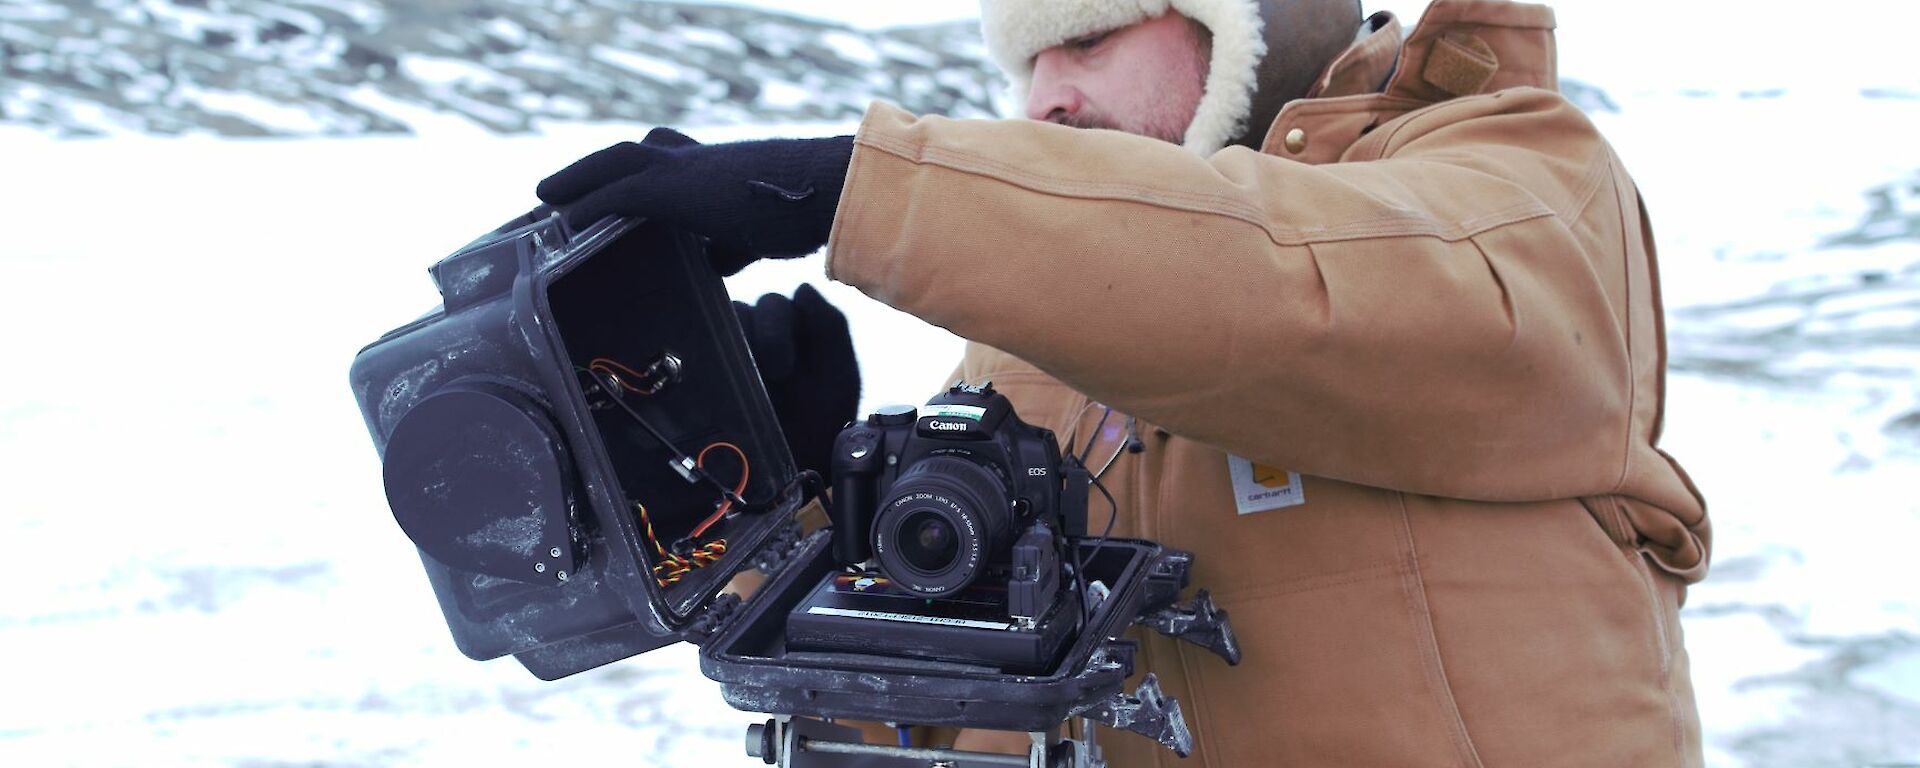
xmin=1025 ymin=49 xmax=1084 ymax=122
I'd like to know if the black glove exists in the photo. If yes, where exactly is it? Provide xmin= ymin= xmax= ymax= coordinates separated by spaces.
xmin=537 ymin=127 xmax=854 ymax=275
xmin=734 ymin=284 xmax=860 ymax=481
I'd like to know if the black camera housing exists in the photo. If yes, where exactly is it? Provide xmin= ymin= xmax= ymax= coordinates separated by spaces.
xmin=348 ymin=210 xmax=800 ymax=679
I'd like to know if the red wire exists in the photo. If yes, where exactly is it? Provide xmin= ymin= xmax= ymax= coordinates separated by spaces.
xmin=690 ymin=441 xmax=749 ymax=539
xmin=588 ymin=357 xmax=657 ymax=395
xmin=632 ymin=441 xmax=752 ymax=587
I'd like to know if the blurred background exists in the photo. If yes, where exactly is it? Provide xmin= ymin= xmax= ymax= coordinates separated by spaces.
xmin=1 ymin=1 xmax=1916 ymax=765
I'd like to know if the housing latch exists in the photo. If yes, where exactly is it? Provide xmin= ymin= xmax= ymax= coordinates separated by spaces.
xmin=1136 ymin=589 xmax=1241 ymax=665
xmin=1075 ymin=673 xmax=1193 ymax=758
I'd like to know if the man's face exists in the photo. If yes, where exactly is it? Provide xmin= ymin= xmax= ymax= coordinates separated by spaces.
xmin=1024 ymin=13 xmax=1212 ymax=144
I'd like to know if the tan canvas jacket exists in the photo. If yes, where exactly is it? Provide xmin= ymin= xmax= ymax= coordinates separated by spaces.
xmin=824 ymin=2 xmax=1711 ymax=765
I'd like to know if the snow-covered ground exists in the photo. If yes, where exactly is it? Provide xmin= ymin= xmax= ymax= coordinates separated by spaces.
xmin=2 ymin=2 xmax=1918 ymax=766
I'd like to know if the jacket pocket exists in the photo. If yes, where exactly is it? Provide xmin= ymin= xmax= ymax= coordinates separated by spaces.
xmin=1153 ymin=445 xmax=1422 ymax=600
xmin=1181 ymin=566 xmax=1478 ymax=767
xmin=1405 ymin=494 xmax=1691 ymax=766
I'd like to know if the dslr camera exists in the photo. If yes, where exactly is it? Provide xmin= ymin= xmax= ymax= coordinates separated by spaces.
xmin=783 ymin=382 xmax=1088 ymax=671
xmin=349 ymin=211 xmax=1237 ymax=767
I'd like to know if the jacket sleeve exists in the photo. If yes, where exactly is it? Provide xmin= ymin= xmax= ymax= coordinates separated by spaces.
xmin=825 ymin=94 xmax=1635 ymax=502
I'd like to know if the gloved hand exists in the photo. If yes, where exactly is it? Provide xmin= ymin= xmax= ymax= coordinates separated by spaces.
xmin=734 ymin=284 xmax=860 ymax=481
xmin=537 ymin=127 xmax=854 ymax=275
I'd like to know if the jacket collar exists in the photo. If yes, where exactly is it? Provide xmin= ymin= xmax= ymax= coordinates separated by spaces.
xmin=1303 ymin=0 xmax=1559 ymax=104
xmin=1258 ymin=0 xmax=1561 ymax=161
xmin=1384 ymin=0 xmax=1558 ymax=103
xmin=1307 ymin=12 xmax=1403 ymax=100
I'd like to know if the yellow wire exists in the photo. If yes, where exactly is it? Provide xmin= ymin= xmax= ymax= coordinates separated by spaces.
xmin=635 ymin=500 xmax=729 ymax=587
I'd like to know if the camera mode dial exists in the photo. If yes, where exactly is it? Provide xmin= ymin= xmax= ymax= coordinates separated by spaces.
xmin=867 ymin=404 xmax=917 ymax=427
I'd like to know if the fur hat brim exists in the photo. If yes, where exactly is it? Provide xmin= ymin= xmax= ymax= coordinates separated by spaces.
xmin=980 ymin=0 xmax=1267 ymax=155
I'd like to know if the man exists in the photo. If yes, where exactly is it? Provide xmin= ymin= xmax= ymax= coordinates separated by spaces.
xmin=537 ymin=0 xmax=1712 ymax=764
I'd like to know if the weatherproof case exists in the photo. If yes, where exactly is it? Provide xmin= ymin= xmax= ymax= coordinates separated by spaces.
xmin=349 ymin=210 xmax=1205 ymax=736
xmin=349 ymin=210 xmax=801 ymax=679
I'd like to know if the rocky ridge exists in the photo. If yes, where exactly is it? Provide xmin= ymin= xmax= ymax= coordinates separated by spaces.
xmin=0 ymin=0 xmax=1630 ymax=138
xmin=0 ymin=0 xmax=1001 ymax=137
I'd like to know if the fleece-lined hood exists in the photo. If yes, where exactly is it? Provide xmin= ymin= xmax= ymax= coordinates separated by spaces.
xmin=981 ymin=0 xmax=1362 ymax=155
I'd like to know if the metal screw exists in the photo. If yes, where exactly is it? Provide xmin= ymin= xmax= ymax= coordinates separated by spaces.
xmin=550 ymin=547 xmax=562 ymax=558
xmin=535 ymin=562 xmax=547 ymax=573
xmin=557 ymin=571 xmax=569 ymax=582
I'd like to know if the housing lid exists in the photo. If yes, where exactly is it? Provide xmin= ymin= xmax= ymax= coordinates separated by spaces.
xmin=350 ymin=208 xmax=806 ymax=679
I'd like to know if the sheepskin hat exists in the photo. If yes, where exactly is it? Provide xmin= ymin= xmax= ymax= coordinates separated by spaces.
xmin=980 ymin=0 xmax=1268 ymax=155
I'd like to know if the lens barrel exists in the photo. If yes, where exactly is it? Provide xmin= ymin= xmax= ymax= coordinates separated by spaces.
xmin=870 ymin=457 xmax=1011 ymax=596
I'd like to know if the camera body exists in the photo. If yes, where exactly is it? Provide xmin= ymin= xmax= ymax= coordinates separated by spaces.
xmin=781 ymin=383 xmax=1090 ymax=671
xmin=831 ymin=382 xmax=1083 ymax=599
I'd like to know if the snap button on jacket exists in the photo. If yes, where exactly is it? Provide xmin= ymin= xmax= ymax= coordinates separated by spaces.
xmin=824 ymin=1 xmax=1710 ymax=765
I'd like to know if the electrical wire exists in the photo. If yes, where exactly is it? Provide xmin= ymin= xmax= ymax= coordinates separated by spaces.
xmin=635 ymin=440 xmax=752 ymax=588
xmin=1061 ymin=404 xmax=1130 ymax=624
xmin=1066 ymin=453 xmax=1122 ymax=625
xmin=1083 ymin=469 xmax=1119 ymax=588
xmin=636 ymin=500 xmax=729 ymax=587
xmin=1078 ymin=405 xmax=1113 ymax=466
xmin=1093 ymin=445 xmax=1125 ymax=480
xmin=588 ymin=356 xmax=668 ymax=395
xmin=1083 ymin=471 xmax=1119 ymax=564
xmin=1058 ymin=399 xmax=1104 ymax=459
xmin=689 ymin=441 xmax=750 ymax=539
xmin=582 ymin=364 xmax=752 ymax=509
xmin=1078 ymin=405 xmax=1142 ymax=480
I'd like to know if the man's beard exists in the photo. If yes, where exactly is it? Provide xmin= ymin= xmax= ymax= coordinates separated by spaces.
xmin=1057 ymin=110 xmax=1187 ymax=145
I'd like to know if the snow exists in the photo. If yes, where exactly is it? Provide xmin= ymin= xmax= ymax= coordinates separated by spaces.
xmin=176 ymin=86 xmax=335 ymax=134
xmin=3 ymin=2 xmax=1920 ymax=767
xmin=592 ymin=45 xmax=697 ymax=82
xmin=821 ymin=30 xmax=884 ymax=67
xmin=757 ymin=81 xmax=813 ymax=109
xmin=0 ymin=3 xmax=66 ymax=21
xmin=672 ymin=0 xmax=982 ymax=30
xmin=0 ymin=120 xmax=928 ymax=766
xmin=674 ymin=25 xmax=749 ymax=54
xmin=400 ymin=55 xmax=516 ymax=89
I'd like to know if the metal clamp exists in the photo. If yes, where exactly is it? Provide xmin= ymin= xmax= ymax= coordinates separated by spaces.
xmin=1074 ymin=674 xmax=1193 ymax=758
xmin=1136 ymin=589 xmax=1240 ymax=666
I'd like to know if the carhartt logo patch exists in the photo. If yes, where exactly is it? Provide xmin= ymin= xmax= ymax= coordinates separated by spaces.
xmin=1228 ymin=455 xmax=1305 ymax=515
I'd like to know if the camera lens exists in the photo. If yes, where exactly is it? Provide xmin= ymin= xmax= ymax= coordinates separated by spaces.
xmin=871 ymin=457 xmax=1010 ymax=596
xmin=901 ymin=511 xmax=959 ymax=572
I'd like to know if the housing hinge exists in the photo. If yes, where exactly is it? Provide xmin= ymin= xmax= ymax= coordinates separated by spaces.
xmin=687 ymin=592 xmax=741 ymax=645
